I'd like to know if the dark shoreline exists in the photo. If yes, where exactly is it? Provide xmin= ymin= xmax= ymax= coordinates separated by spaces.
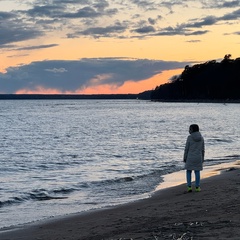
xmin=151 ymin=99 xmax=240 ymax=103
xmin=0 ymin=94 xmax=138 ymax=100
xmin=1 ymin=94 xmax=240 ymax=103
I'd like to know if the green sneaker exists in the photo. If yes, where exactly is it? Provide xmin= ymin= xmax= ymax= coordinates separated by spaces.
xmin=187 ymin=186 xmax=192 ymax=192
xmin=195 ymin=187 xmax=201 ymax=192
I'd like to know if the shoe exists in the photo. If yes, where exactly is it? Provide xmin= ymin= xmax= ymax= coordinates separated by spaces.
xmin=195 ymin=187 xmax=201 ymax=192
xmin=187 ymin=186 xmax=192 ymax=192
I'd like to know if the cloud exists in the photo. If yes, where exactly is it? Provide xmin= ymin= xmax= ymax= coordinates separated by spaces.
xmin=23 ymin=4 xmax=65 ymax=18
xmin=147 ymin=8 xmax=239 ymax=37
xmin=221 ymin=1 xmax=240 ymax=8
xmin=0 ymin=11 xmax=15 ymax=19
xmin=0 ymin=1 xmax=239 ymax=47
xmin=132 ymin=25 xmax=156 ymax=34
xmin=130 ymin=0 xmax=186 ymax=12
xmin=0 ymin=15 xmax=43 ymax=45
xmin=68 ymin=22 xmax=127 ymax=38
xmin=185 ymin=30 xmax=209 ymax=36
xmin=17 ymin=44 xmax=59 ymax=51
xmin=0 ymin=58 xmax=191 ymax=94
xmin=130 ymin=0 xmax=158 ymax=10
xmin=61 ymin=7 xmax=103 ymax=19
xmin=184 ymin=16 xmax=218 ymax=28
xmin=186 ymin=40 xmax=201 ymax=43
xmin=45 ymin=68 xmax=68 ymax=73
xmin=23 ymin=2 xmax=118 ymax=20
xmin=153 ymin=27 xmax=208 ymax=36
xmin=201 ymin=0 xmax=240 ymax=9
xmin=224 ymin=30 xmax=240 ymax=35
xmin=219 ymin=8 xmax=240 ymax=21
xmin=148 ymin=17 xmax=157 ymax=25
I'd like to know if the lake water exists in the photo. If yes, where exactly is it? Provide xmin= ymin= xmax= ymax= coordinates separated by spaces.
xmin=0 ymin=100 xmax=239 ymax=229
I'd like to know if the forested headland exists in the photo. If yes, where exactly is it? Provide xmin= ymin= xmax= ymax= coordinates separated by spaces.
xmin=151 ymin=55 xmax=240 ymax=102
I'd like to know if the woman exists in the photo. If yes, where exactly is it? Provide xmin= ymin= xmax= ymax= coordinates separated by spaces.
xmin=183 ymin=124 xmax=205 ymax=192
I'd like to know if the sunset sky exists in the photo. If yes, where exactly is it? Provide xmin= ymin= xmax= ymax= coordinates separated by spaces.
xmin=0 ymin=0 xmax=239 ymax=94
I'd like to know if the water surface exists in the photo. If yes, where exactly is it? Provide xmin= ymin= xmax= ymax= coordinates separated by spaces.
xmin=0 ymin=100 xmax=239 ymax=229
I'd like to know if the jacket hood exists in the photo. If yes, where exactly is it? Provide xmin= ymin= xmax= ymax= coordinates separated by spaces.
xmin=190 ymin=132 xmax=202 ymax=142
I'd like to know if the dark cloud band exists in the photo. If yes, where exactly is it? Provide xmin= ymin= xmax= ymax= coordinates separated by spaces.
xmin=0 ymin=58 xmax=191 ymax=93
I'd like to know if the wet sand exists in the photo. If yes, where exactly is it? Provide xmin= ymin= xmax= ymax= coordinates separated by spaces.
xmin=1 ymin=162 xmax=240 ymax=240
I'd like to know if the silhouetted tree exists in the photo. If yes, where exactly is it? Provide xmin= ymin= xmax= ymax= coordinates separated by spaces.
xmin=151 ymin=55 xmax=240 ymax=101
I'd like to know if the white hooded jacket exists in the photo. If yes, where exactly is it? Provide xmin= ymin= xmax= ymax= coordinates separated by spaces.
xmin=184 ymin=131 xmax=205 ymax=171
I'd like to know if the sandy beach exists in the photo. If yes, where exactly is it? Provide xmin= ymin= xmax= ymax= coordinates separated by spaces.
xmin=1 ymin=162 xmax=240 ymax=240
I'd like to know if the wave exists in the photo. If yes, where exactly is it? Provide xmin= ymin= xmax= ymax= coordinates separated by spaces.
xmin=0 ymin=198 xmax=22 ymax=208
xmin=0 ymin=187 xmax=74 ymax=209
xmin=83 ymin=163 xmax=184 ymax=198
xmin=29 ymin=191 xmax=68 ymax=201
xmin=1 ymin=163 xmax=181 ymax=209
xmin=204 ymin=155 xmax=240 ymax=166
xmin=2 ymin=156 xmax=236 ymax=210
xmin=208 ymin=138 xmax=233 ymax=144
xmin=225 ymin=154 xmax=240 ymax=159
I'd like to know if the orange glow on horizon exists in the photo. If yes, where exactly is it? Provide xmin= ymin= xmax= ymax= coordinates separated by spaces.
xmin=15 ymin=87 xmax=62 ymax=94
xmin=79 ymin=68 xmax=182 ymax=94
xmin=14 ymin=68 xmax=183 ymax=94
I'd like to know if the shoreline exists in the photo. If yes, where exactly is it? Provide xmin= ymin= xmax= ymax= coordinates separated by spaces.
xmin=1 ymin=160 xmax=240 ymax=239
xmin=156 ymin=160 xmax=240 ymax=191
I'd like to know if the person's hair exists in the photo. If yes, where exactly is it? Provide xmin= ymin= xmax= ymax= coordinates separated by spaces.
xmin=190 ymin=124 xmax=199 ymax=132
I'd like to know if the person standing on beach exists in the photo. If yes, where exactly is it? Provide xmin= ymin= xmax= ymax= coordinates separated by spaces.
xmin=183 ymin=124 xmax=205 ymax=192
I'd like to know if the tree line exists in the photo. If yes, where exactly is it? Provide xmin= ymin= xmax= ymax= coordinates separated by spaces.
xmin=151 ymin=55 xmax=240 ymax=101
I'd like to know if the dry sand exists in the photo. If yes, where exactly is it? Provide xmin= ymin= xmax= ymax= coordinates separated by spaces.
xmin=1 ymin=162 xmax=240 ymax=240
